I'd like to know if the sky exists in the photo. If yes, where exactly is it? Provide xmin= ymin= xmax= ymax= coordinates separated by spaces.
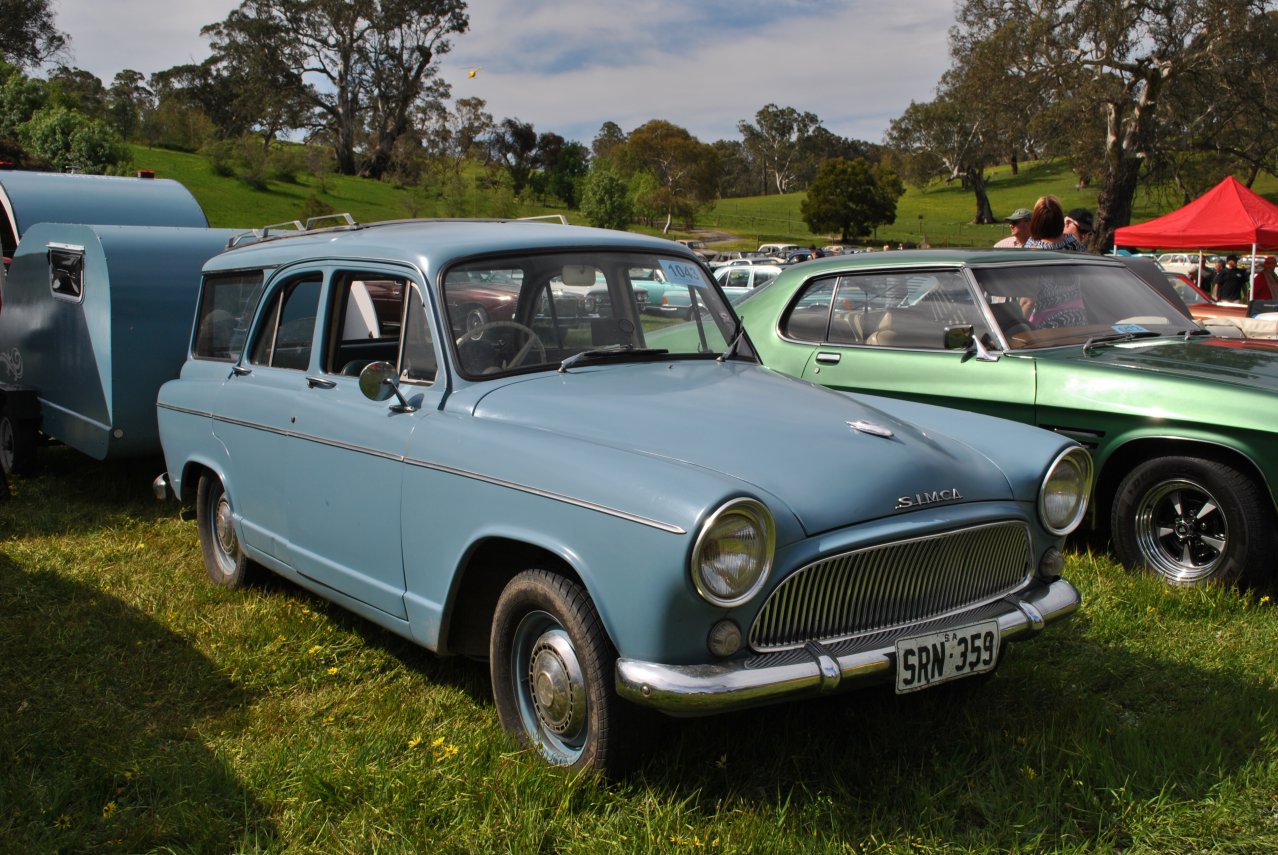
xmin=52 ymin=0 xmax=955 ymax=146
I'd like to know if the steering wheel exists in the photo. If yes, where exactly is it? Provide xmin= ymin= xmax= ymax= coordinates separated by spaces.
xmin=456 ymin=321 xmax=547 ymax=368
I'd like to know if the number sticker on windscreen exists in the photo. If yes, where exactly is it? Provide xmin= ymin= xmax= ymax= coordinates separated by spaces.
xmin=1111 ymin=323 xmax=1150 ymax=334
xmin=660 ymin=258 xmax=704 ymax=287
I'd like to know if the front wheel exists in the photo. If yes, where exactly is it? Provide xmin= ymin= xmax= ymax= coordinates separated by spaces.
xmin=490 ymin=569 xmax=628 ymax=773
xmin=196 ymin=474 xmax=256 ymax=588
xmin=1110 ymin=456 xmax=1273 ymax=585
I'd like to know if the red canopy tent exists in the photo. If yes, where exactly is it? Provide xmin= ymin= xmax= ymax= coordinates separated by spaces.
xmin=1114 ymin=175 xmax=1278 ymax=252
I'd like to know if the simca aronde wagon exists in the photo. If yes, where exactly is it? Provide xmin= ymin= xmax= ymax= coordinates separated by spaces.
xmin=0 ymin=223 xmax=240 ymax=474
xmin=155 ymin=219 xmax=1090 ymax=772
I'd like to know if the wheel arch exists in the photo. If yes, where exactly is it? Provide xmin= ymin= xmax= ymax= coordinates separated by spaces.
xmin=439 ymin=536 xmax=591 ymax=659
xmin=1093 ymin=436 xmax=1276 ymax=532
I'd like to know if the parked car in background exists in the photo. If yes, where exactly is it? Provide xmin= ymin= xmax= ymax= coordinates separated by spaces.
xmin=758 ymin=242 xmax=803 ymax=257
xmin=732 ymin=249 xmax=1278 ymax=586
xmin=156 ymin=220 xmax=1089 ymax=772
xmin=1163 ymin=272 xmax=1247 ymax=321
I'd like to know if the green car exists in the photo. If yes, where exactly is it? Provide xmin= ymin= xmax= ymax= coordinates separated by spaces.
xmin=734 ymin=249 xmax=1278 ymax=586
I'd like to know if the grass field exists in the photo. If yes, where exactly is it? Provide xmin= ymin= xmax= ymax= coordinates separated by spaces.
xmin=129 ymin=142 xmax=1277 ymax=252
xmin=4 ymin=449 xmax=1278 ymax=853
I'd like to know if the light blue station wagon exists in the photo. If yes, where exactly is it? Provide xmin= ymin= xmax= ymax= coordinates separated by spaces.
xmin=155 ymin=218 xmax=1091 ymax=772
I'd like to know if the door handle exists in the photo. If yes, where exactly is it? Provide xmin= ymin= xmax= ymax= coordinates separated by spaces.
xmin=815 ymin=352 xmax=841 ymax=365
xmin=306 ymin=376 xmax=337 ymax=389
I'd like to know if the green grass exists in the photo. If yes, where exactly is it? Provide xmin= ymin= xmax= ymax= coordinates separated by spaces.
xmin=130 ymin=142 xmax=1278 ymax=252
xmin=704 ymin=162 xmax=1278 ymax=251
xmin=4 ymin=449 xmax=1278 ymax=852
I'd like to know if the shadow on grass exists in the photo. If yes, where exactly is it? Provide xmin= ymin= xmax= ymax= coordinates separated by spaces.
xmin=0 ymin=552 xmax=277 ymax=851
xmin=4 ymin=449 xmax=172 ymax=537
xmin=627 ymin=608 xmax=1278 ymax=849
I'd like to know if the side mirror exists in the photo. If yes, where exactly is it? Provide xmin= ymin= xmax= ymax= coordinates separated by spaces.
xmin=358 ymin=361 xmax=417 ymax=412
xmin=942 ymin=324 xmax=974 ymax=350
xmin=358 ymin=361 xmax=398 ymax=401
xmin=943 ymin=323 xmax=998 ymax=362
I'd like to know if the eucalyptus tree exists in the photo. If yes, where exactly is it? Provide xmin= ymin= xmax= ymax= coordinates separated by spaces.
xmin=952 ymin=0 xmax=1273 ymax=250
xmin=203 ymin=0 xmax=468 ymax=177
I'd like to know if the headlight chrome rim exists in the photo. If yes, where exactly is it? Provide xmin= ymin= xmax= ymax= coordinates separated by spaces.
xmin=691 ymin=498 xmax=776 ymax=607
xmin=1039 ymin=447 xmax=1093 ymax=535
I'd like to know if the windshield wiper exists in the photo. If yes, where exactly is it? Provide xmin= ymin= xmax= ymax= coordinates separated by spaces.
xmin=1081 ymin=330 xmax=1163 ymax=354
xmin=1182 ymin=328 xmax=1212 ymax=340
xmin=718 ymin=319 xmax=747 ymax=362
xmin=558 ymin=345 xmax=669 ymax=373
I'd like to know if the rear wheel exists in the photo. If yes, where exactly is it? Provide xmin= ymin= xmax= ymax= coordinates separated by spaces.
xmin=0 ymin=409 xmax=38 ymax=476
xmin=490 ymin=569 xmax=629 ymax=773
xmin=196 ymin=474 xmax=256 ymax=588
xmin=1111 ymin=456 xmax=1272 ymax=585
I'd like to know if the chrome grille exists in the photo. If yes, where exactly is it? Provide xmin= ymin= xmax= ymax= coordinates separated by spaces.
xmin=749 ymin=521 xmax=1032 ymax=652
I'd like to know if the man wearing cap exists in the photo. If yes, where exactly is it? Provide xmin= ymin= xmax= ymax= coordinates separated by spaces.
xmin=994 ymin=208 xmax=1032 ymax=248
xmin=1064 ymin=208 xmax=1093 ymax=250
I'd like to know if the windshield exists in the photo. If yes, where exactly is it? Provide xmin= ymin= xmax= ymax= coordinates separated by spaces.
xmin=973 ymin=262 xmax=1200 ymax=349
xmin=442 ymin=250 xmax=742 ymax=378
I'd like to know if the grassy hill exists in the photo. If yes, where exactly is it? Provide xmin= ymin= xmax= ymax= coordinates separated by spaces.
xmin=131 ymin=143 xmax=1278 ymax=249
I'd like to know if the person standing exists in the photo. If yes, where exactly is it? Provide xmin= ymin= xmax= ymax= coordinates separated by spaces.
xmin=1213 ymin=255 xmax=1248 ymax=302
xmin=995 ymin=208 xmax=1032 ymax=247
xmin=1251 ymin=255 xmax=1277 ymax=301
xmin=1063 ymin=208 xmax=1093 ymax=250
xmin=1023 ymin=196 xmax=1085 ymax=251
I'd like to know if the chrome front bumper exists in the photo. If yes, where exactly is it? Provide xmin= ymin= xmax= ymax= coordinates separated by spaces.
xmin=615 ymin=576 xmax=1080 ymax=716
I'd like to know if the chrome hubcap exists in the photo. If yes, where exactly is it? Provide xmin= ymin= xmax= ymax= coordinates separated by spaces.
xmin=214 ymin=496 xmax=237 ymax=566
xmin=1135 ymin=479 xmax=1227 ymax=584
xmin=528 ymin=629 xmax=586 ymax=739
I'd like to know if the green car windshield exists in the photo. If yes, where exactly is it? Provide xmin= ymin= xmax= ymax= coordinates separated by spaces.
xmin=973 ymin=262 xmax=1199 ymax=349
xmin=442 ymin=251 xmax=741 ymax=378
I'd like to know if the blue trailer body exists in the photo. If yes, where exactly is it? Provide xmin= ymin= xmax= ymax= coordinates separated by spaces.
xmin=0 ymin=223 xmax=239 ymax=462
xmin=0 ymin=171 xmax=208 ymax=259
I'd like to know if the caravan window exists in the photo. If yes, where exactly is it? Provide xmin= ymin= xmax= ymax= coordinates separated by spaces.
xmin=49 ymin=244 xmax=84 ymax=302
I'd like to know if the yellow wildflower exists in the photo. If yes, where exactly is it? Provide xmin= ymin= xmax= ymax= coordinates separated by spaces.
xmin=407 ymin=736 xmax=423 ymax=750
xmin=431 ymin=736 xmax=445 ymax=748
xmin=714 ymin=754 xmax=728 ymax=769
xmin=54 ymin=814 xmax=71 ymax=829
xmin=308 ymin=645 xmax=321 ymax=655
xmin=101 ymin=801 xmax=117 ymax=819
xmin=1261 ymin=596 xmax=1271 ymax=605
xmin=326 ymin=666 xmax=338 ymax=675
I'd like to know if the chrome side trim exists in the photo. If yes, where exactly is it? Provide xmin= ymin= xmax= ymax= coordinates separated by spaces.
xmin=159 ymin=402 xmax=212 ymax=419
xmin=403 ymin=457 xmax=687 ymax=534
xmin=165 ymin=405 xmax=687 ymax=535
xmin=616 ymin=577 xmax=1080 ymax=716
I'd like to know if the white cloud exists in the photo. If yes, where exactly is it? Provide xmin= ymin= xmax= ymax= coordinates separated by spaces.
xmin=53 ymin=0 xmax=952 ymax=143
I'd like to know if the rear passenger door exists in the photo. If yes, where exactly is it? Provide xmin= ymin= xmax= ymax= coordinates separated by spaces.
xmin=215 ymin=272 xmax=323 ymax=561
xmin=285 ymin=265 xmax=443 ymax=620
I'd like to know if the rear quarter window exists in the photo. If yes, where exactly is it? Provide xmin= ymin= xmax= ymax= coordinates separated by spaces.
xmin=192 ymin=271 xmax=265 ymax=362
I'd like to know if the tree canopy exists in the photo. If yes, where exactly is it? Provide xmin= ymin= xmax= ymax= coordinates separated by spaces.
xmin=0 ymin=0 xmax=68 ymax=70
xmin=202 ymin=0 xmax=468 ymax=178
xmin=801 ymin=158 xmax=904 ymax=243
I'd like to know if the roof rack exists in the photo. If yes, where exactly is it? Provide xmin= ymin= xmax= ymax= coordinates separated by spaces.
xmin=225 ymin=213 xmax=359 ymax=250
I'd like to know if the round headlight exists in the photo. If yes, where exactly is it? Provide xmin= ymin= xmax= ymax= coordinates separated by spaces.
xmin=1039 ymin=447 xmax=1093 ymax=535
xmin=691 ymin=499 xmax=776 ymax=607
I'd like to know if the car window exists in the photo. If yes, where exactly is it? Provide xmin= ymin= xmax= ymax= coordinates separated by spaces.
xmin=322 ymin=273 xmax=435 ymax=383
xmin=974 ymin=263 xmax=1192 ymax=348
xmin=250 ymin=275 xmax=322 ymax=370
xmin=193 ymin=270 xmax=265 ymax=362
xmin=442 ymin=250 xmax=737 ymax=378
xmin=784 ymin=270 xmax=989 ymax=349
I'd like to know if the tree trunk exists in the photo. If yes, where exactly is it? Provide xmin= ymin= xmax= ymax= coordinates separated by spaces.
xmin=968 ymin=168 xmax=995 ymax=224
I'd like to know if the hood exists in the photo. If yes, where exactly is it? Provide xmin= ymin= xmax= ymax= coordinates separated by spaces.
xmin=1048 ymin=335 xmax=1278 ymax=389
xmin=468 ymin=361 xmax=1018 ymax=536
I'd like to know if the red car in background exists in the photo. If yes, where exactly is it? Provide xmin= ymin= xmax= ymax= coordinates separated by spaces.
xmin=1165 ymin=271 xmax=1248 ymax=321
